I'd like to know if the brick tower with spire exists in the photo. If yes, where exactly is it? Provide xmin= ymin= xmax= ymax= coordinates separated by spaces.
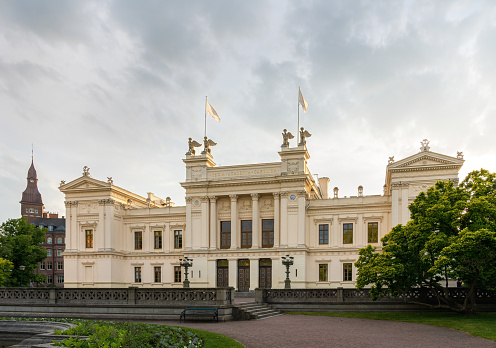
xmin=20 ymin=158 xmax=44 ymax=223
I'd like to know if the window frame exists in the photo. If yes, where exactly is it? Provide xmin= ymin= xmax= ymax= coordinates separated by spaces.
xmin=174 ymin=266 xmax=181 ymax=283
xmin=57 ymin=261 xmax=63 ymax=270
xmin=343 ymin=223 xmax=353 ymax=244
xmin=154 ymin=266 xmax=162 ymax=283
xmin=174 ymin=230 xmax=183 ymax=249
xmin=154 ymin=231 xmax=163 ymax=249
xmin=319 ymin=264 xmax=328 ymax=282
xmin=220 ymin=221 xmax=231 ymax=249
xmin=134 ymin=231 xmax=143 ymax=250
xmin=319 ymin=224 xmax=329 ymax=245
xmin=343 ymin=263 xmax=353 ymax=281
xmin=367 ymin=222 xmax=379 ymax=244
xmin=46 ymin=249 xmax=52 ymax=257
xmin=262 ymin=219 xmax=274 ymax=248
xmin=85 ymin=230 xmax=94 ymax=248
xmin=134 ymin=266 xmax=142 ymax=283
xmin=241 ymin=220 xmax=252 ymax=249
xmin=47 ymin=261 xmax=53 ymax=270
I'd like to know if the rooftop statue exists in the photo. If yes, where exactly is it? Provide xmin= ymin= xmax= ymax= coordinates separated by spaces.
xmin=281 ymin=129 xmax=294 ymax=147
xmin=299 ymin=127 xmax=312 ymax=145
xmin=420 ymin=139 xmax=430 ymax=152
xmin=203 ymin=136 xmax=217 ymax=154
xmin=187 ymin=137 xmax=202 ymax=156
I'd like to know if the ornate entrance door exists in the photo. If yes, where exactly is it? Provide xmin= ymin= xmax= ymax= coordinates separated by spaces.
xmin=217 ymin=260 xmax=229 ymax=287
xmin=259 ymin=259 xmax=272 ymax=289
xmin=238 ymin=260 xmax=250 ymax=292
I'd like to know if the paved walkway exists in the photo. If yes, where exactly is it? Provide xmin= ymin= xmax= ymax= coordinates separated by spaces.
xmin=162 ymin=314 xmax=496 ymax=348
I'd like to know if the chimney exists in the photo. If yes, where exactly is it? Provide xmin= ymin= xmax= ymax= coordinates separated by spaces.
xmin=318 ymin=177 xmax=330 ymax=199
xmin=333 ymin=187 xmax=339 ymax=198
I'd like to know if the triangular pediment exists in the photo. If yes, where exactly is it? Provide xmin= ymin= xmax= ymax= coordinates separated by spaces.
xmin=388 ymin=151 xmax=463 ymax=171
xmin=59 ymin=176 xmax=110 ymax=192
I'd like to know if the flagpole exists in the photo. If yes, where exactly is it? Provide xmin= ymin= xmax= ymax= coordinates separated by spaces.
xmin=297 ymin=87 xmax=300 ymax=144
xmin=204 ymin=96 xmax=207 ymax=140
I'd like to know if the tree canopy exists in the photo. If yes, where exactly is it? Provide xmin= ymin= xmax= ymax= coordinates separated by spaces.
xmin=0 ymin=217 xmax=47 ymax=286
xmin=355 ymin=169 xmax=496 ymax=314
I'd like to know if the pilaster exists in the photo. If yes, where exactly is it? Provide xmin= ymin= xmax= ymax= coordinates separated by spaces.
xmin=251 ymin=193 xmax=259 ymax=249
xmin=185 ymin=197 xmax=193 ymax=250
xmin=273 ymin=193 xmax=280 ymax=248
xmin=230 ymin=195 xmax=238 ymax=249
xmin=209 ymin=196 xmax=217 ymax=250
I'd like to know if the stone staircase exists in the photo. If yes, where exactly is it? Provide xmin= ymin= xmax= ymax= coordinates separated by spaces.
xmin=233 ymin=301 xmax=282 ymax=320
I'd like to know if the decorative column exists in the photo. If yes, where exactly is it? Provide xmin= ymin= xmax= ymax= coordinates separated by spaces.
xmin=250 ymin=258 xmax=259 ymax=291
xmin=280 ymin=192 xmax=288 ymax=247
xmin=228 ymin=259 xmax=237 ymax=288
xmin=230 ymin=195 xmax=238 ymax=249
xmin=297 ymin=191 xmax=306 ymax=247
xmin=251 ymin=193 xmax=259 ymax=249
xmin=185 ymin=197 xmax=193 ymax=250
xmin=209 ymin=196 xmax=217 ymax=250
xmin=391 ymin=182 xmax=400 ymax=227
xmin=64 ymin=201 xmax=78 ymax=251
xmin=357 ymin=214 xmax=364 ymax=247
xmin=401 ymin=183 xmax=410 ymax=225
xmin=273 ymin=193 xmax=280 ymax=248
xmin=201 ymin=196 xmax=209 ymax=250
xmin=332 ymin=215 xmax=339 ymax=247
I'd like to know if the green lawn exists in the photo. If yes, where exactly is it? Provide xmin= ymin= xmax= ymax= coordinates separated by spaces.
xmin=286 ymin=311 xmax=496 ymax=342
xmin=183 ymin=327 xmax=243 ymax=348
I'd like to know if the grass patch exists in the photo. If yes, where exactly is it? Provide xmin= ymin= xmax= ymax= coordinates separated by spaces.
xmin=286 ymin=311 xmax=496 ymax=342
xmin=0 ymin=317 xmax=242 ymax=348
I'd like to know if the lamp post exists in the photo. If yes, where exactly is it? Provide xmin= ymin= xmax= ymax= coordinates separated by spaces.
xmin=281 ymin=255 xmax=294 ymax=289
xmin=179 ymin=257 xmax=193 ymax=288
xmin=19 ymin=265 xmax=25 ymax=287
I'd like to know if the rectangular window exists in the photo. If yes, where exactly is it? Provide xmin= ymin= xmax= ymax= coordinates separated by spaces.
xmin=40 ymin=262 xmax=45 ymax=270
xmin=57 ymin=261 xmax=63 ymax=270
xmin=154 ymin=266 xmax=161 ymax=283
xmin=57 ymin=249 xmax=62 ymax=257
xmin=154 ymin=231 xmax=162 ymax=249
xmin=85 ymin=230 xmax=93 ymax=248
xmin=47 ymin=249 xmax=52 ymax=257
xmin=47 ymin=261 xmax=52 ymax=270
xmin=57 ymin=237 xmax=63 ymax=244
xmin=368 ymin=222 xmax=379 ymax=243
xmin=174 ymin=230 xmax=183 ymax=249
xmin=343 ymin=223 xmax=353 ymax=244
xmin=241 ymin=220 xmax=252 ymax=248
xmin=57 ymin=275 xmax=64 ymax=283
xmin=220 ymin=221 xmax=231 ymax=249
xmin=134 ymin=231 xmax=143 ymax=250
xmin=174 ymin=266 xmax=181 ymax=283
xmin=319 ymin=264 xmax=328 ymax=281
xmin=134 ymin=267 xmax=142 ymax=283
xmin=343 ymin=263 xmax=352 ymax=281
xmin=47 ymin=275 xmax=53 ymax=284
xmin=262 ymin=219 xmax=274 ymax=248
xmin=319 ymin=224 xmax=329 ymax=244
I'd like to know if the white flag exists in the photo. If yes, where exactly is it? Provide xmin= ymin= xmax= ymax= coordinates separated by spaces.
xmin=206 ymin=101 xmax=220 ymax=122
xmin=298 ymin=89 xmax=308 ymax=113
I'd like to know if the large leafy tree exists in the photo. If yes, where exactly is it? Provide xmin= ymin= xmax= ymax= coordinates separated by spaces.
xmin=0 ymin=218 xmax=47 ymax=286
xmin=356 ymin=170 xmax=496 ymax=314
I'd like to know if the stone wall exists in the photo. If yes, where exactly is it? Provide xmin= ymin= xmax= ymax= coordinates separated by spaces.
xmin=0 ymin=287 xmax=234 ymax=321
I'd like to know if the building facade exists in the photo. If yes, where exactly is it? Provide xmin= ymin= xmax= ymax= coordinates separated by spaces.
xmin=20 ymin=158 xmax=66 ymax=287
xmin=59 ymin=138 xmax=463 ymax=290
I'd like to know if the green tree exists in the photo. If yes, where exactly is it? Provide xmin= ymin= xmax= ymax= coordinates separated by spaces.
xmin=355 ymin=170 xmax=496 ymax=314
xmin=0 ymin=258 xmax=13 ymax=286
xmin=0 ymin=218 xmax=47 ymax=286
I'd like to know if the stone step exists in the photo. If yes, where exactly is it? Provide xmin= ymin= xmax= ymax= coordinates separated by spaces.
xmin=233 ymin=302 xmax=281 ymax=320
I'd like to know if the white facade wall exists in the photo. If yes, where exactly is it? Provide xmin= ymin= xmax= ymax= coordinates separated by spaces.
xmin=60 ymin=142 xmax=464 ymax=290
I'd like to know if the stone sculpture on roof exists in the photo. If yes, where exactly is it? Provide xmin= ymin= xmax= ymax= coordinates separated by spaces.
xmin=281 ymin=129 xmax=295 ymax=147
xmin=187 ymin=138 xmax=202 ymax=156
xmin=203 ymin=137 xmax=217 ymax=154
xmin=299 ymin=127 xmax=312 ymax=145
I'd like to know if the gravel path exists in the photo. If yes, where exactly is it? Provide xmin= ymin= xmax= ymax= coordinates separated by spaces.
xmin=161 ymin=314 xmax=496 ymax=348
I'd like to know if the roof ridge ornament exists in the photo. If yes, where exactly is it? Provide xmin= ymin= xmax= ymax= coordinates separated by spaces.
xmin=420 ymin=139 xmax=430 ymax=152
xmin=83 ymin=166 xmax=91 ymax=177
xmin=457 ymin=151 xmax=464 ymax=159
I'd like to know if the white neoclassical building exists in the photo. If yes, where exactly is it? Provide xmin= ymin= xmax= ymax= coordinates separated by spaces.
xmin=59 ymin=137 xmax=464 ymax=290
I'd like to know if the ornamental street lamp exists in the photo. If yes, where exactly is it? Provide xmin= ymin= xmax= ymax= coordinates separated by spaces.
xmin=281 ymin=255 xmax=294 ymax=289
xmin=19 ymin=265 xmax=26 ymax=287
xmin=179 ymin=257 xmax=193 ymax=288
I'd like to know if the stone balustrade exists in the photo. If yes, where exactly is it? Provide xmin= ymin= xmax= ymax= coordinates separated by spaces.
xmin=0 ymin=287 xmax=233 ymax=306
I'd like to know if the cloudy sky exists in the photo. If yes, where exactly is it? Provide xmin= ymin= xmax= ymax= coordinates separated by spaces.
xmin=1 ymin=0 xmax=496 ymax=223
